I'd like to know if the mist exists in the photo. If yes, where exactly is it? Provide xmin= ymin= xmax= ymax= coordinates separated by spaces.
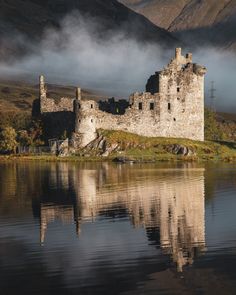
xmin=0 ymin=12 xmax=236 ymax=112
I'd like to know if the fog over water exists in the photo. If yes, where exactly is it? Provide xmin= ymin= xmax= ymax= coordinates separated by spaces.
xmin=0 ymin=12 xmax=236 ymax=112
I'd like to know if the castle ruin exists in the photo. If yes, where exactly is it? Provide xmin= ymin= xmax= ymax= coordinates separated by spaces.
xmin=36 ymin=48 xmax=206 ymax=147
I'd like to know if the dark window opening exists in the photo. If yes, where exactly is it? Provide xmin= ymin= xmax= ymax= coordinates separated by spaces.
xmin=91 ymin=119 xmax=93 ymax=123
xmin=177 ymin=97 xmax=180 ymax=100
xmin=168 ymin=103 xmax=171 ymax=110
xmin=139 ymin=102 xmax=142 ymax=110
xmin=173 ymin=118 xmax=176 ymax=121
xmin=78 ymin=104 xmax=80 ymax=109
xmin=91 ymin=104 xmax=93 ymax=109
xmin=177 ymin=87 xmax=180 ymax=92
xmin=150 ymin=102 xmax=154 ymax=110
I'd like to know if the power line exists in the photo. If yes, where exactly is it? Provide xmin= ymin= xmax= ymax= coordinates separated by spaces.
xmin=209 ymin=81 xmax=216 ymax=112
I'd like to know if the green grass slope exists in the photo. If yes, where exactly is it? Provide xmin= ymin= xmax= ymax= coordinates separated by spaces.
xmin=77 ymin=129 xmax=236 ymax=162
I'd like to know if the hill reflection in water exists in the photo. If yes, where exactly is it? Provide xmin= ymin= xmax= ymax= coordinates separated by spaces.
xmin=39 ymin=163 xmax=205 ymax=272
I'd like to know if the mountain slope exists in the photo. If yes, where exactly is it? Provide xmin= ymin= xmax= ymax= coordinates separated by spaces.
xmin=118 ymin=0 xmax=189 ymax=29
xmin=0 ymin=0 xmax=178 ymax=59
xmin=120 ymin=0 xmax=236 ymax=50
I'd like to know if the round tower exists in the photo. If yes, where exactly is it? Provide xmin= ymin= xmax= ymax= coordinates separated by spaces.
xmin=75 ymin=100 xmax=97 ymax=147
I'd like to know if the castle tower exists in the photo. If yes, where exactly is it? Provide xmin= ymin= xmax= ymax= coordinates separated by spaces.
xmin=74 ymin=100 xmax=97 ymax=147
xmin=146 ymin=48 xmax=206 ymax=141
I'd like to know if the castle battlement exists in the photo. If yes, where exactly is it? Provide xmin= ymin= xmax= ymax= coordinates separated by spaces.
xmin=36 ymin=48 xmax=206 ymax=147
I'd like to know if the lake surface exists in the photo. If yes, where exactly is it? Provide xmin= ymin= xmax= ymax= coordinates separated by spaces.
xmin=0 ymin=161 xmax=236 ymax=294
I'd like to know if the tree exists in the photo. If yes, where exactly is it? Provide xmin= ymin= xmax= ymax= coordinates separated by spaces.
xmin=28 ymin=119 xmax=44 ymax=146
xmin=17 ymin=130 xmax=32 ymax=146
xmin=204 ymin=108 xmax=223 ymax=141
xmin=0 ymin=127 xmax=17 ymax=154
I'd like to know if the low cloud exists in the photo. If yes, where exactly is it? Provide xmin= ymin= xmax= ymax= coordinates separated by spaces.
xmin=0 ymin=12 xmax=236 ymax=112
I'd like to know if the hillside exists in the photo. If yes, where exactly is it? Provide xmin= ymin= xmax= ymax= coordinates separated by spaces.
xmin=0 ymin=0 xmax=178 ymax=60
xmin=119 ymin=0 xmax=236 ymax=50
xmin=0 ymin=80 xmax=107 ymax=113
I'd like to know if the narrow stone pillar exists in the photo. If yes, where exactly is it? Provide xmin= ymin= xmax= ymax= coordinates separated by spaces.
xmin=175 ymin=48 xmax=182 ymax=60
xmin=39 ymin=75 xmax=46 ymax=99
xmin=76 ymin=87 xmax=81 ymax=100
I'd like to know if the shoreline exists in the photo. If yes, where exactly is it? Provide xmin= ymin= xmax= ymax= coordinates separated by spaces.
xmin=0 ymin=153 xmax=234 ymax=163
xmin=1 ymin=130 xmax=236 ymax=163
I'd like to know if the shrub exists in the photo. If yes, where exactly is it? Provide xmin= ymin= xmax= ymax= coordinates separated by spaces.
xmin=0 ymin=127 xmax=17 ymax=154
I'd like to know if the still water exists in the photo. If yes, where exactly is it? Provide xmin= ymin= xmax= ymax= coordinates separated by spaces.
xmin=0 ymin=162 xmax=236 ymax=294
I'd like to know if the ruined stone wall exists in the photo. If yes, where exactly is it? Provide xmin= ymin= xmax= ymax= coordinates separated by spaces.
xmin=74 ymin=48 xmax=206 ymax=147
xmin=39 ymin=75 xmax=75 ymax=114
xmin=74 ymin=92 xmax=161 ymax=147
xmin=40 ymin=97 xmax=75 ymax=113
xmin=37 ymin=75 xmax=77 ymax=140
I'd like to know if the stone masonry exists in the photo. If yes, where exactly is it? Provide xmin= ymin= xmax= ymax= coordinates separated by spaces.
xmin=37 ymin=48 xmax=207 ymax=147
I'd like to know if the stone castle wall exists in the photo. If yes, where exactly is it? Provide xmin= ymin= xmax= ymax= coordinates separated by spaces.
xmin=37 ymin=48 xmax=206 ymax=147
xmin=40 ymin=97 xmax=74 ymax=113
xmin=74 ymin=92 xmax=162 ymax=146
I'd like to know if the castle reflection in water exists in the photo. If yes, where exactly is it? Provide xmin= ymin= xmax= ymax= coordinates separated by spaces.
xmin=39 ymin=163 xmax=206 ymax=272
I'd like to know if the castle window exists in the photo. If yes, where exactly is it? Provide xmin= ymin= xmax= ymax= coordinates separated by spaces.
xmin=150 ymin=102 xmax=154 ymax=110
xmin=91 ymin=119 xmax=93 ymax=123
xmin=139 ymin=102 xmax=142 ymax=110
xmin=177 ymin=87 xmax=180 ymax=92
xmin=91 ymin=104 xmax=93 ymax=109
xmin=173 ymin=118 xmax=176 ymax=121
xmin=168 ymin=103 xmax=171 ymax=110
xmin=78 ymin=104 xmax=80 ymax=109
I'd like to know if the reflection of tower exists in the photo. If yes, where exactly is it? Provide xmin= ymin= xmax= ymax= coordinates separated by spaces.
xmin=158 ymin=172 xmax=205 ymax=271
xmin=40 ymin=204 xmax=74 ymax=244
xmin=74 ymin=169 xmax=98 ymax=221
